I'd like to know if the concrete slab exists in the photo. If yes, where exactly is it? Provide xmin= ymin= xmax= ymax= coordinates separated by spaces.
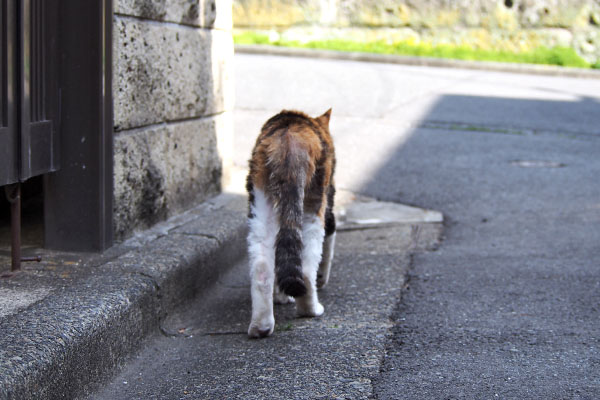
xmin=335 ymin=190 xmax=443 ymax=230
xmin=0 ymin=287 xmax=51 ymax=319
xmin=0 ymin=192 xmax=248 ymax=400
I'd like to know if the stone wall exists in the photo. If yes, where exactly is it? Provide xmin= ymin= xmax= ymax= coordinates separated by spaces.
xmin=113 ymin=0 xmax=234 ymax=240
xmin=233 ymin=0 xmax=600 ymax=64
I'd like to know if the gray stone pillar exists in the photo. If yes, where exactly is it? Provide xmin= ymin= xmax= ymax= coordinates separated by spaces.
xmin=113 ymin=0 xmax=234 ymax=240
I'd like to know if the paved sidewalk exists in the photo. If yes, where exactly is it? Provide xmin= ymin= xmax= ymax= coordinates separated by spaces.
xmin=90 ymin=199 xmax=442 ymax=399
xmin=0 ymin=166 xmax=442 ymax=399
xmin=0 ymin=193 xmax=247 ymax=399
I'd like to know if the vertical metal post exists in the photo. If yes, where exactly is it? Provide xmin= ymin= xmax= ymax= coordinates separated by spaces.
xmin=5 ymin=183 xmax=21 ymax=271
xmin=44 ymin=0 xmax=113 ymax=251
xmin=3 ymin=182 xmax=42 ymax=276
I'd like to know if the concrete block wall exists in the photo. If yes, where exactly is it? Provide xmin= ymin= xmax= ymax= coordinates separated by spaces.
xmin=113 ymin=0 xmax=234 ymax=240
xmin=233 ymin=0 xmax=600 ymax=64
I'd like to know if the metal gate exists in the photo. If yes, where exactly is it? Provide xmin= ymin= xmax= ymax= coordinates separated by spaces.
xmin=1 ymin=0 xmax=59 ymax=186
xmin=2 ymin=0 xmax=112 ymax=260
xmin=0 ymin=0 xmax=113 ymax=268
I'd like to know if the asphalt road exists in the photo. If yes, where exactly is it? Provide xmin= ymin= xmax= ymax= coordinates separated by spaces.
xmin=235 ymin=54 xmax=600 ymax=398
xmin=94 ymin=54 xmax=600 ymax=399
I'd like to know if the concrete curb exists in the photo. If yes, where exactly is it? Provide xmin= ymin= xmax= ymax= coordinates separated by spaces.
xmin=235 ymin=44 xmax=600 ymax=79
xmin=0 ymin=193 xmax=248 ymax=400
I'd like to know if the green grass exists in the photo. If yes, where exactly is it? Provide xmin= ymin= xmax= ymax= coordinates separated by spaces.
xmin=235 ymin=32 xmax=598 ymax=69
xmin=276 ymin=322 xmax=294 ymax=332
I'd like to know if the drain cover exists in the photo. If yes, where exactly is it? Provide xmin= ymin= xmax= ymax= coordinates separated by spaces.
xmin=510 ymin=160 xmax=565 ymax=168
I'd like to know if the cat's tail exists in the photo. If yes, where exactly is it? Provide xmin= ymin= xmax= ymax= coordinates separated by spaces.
xmin=269 ymin=132 xmax=315 ymax=298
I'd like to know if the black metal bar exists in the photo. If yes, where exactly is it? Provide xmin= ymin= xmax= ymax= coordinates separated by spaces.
xmin=0 ymin=0 xmax=19 ymax=186
xmin=5 ymin=183 xmax=21 ymax=271
xmin=18 ymin=0 xmax=58 ymax=181
xmin=18 ymin=0 xmax=31 ymax=179
xmin=0 ymin=1 xmax=4 ymax=125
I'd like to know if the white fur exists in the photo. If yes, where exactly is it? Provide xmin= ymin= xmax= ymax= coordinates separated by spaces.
xmin=247 ymin=189 xmax=278 ymax=338
xmin=296 ymin=213 xmax=325 ymax=317
xmin=317 ymin=232 xmax=335 ymax=288
xmin=247 ymin=190 xmax=330 ymax=337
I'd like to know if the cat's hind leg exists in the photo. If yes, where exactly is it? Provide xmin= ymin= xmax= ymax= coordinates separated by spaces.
xmin=317 ymin=186 xmax=336 ymax=289
xmin=317 ymin=232 xmax=335 ymax=289
xmin=296 ymin=213 xmax=325 ymax=317
xmin=247 ymin=189 xmax=277 ymax=338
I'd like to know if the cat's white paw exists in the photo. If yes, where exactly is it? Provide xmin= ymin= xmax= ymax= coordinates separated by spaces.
xmin=296 ymin=301 xmax=324 ymax=318
xmin=274 ymin=291 xmax=295 ymax=304
xmin=248 ymin=319 xmax=274 ymax=339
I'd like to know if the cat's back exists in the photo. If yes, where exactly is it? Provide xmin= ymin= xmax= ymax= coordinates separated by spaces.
xmin=254 ymin=110 xmax=327 ymax=155
xmin=248 ymin=109 xmax=334 ymax=198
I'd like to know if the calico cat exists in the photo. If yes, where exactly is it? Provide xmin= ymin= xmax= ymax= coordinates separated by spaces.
xmin=246 ymin=109 xmax=336 ymax=338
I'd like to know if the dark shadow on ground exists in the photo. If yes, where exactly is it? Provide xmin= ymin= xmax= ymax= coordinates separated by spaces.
xmin=361 ymin=94 xmax=600 ymax=216
xmin=362 ymin=94 xmax=600 ymax=399
xmin=409 ymin=94 xmax=600 ymax=137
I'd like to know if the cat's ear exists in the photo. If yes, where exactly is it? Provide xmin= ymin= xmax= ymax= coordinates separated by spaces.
xmin=316 ymin=108 xmax=332 ymax=127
